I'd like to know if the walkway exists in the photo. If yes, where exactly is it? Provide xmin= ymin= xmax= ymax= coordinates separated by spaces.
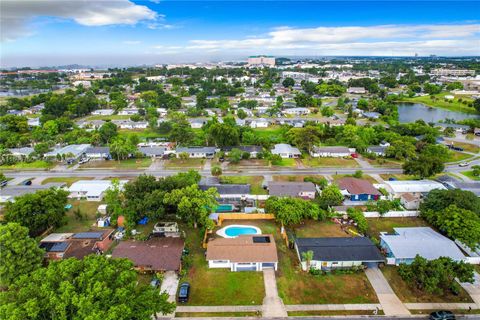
xmin=175 ymin=305 xmax=261 ymax=313
xmin=460 ymin=271 xmax=480 ymax=306
xmin=354 ymin=156 xmax=374 ymax=169
xmin=364 ymin=268 xmax=410 ymax=316
xmin=261 ymin=268 xmax=287 ymax=318
xmin=285 ymin=303 xmax=381 ymax=311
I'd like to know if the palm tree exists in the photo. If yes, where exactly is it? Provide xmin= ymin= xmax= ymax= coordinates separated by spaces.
xmin=301 ymin=250 xmax=314 ymax=271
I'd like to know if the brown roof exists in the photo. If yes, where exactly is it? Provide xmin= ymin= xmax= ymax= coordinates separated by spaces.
xmin=337 ymin=177 xmax=381 ymax=196
xmin=111 ymin=237 xmax=184 ymax=271
xmin=268 ymin=182 xmax=316 ymax=197
xmin=401 ymin=192 xmax=420 ymax=202
xmin=206 ymin=235 xmax=278 ymax=263
xmin=64 ymin=240 xmax=97 ymax=259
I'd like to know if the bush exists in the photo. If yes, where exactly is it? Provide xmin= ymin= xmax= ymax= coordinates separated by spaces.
xmin=347 ymin=207 xmax=368 ymax=234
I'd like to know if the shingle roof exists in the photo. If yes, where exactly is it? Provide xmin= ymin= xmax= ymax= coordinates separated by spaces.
xmin=296 ymin=237 xmax=384 ymax=262
xmin=176 ymin=146 xmax=216 ymax=153
xmin=111 ymin=237 xmax=184 ymax=271
xmin=206 ymin=235 xmax=278 ymax=263
xmin=268 ymin=182 xmax=316 ymax=197
xmin=337 ymin=177 xmax=381 ymax=196
xmin=85 ymin=147 xmax=110 ymax=154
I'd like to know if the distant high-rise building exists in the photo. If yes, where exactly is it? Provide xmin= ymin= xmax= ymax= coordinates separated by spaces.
xmin=247 ymin=55 xmax=276 ymax=67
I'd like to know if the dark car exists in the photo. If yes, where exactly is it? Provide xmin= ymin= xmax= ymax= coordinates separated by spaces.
xmin=0 ymin=180 xmax=7 ymax=188
xmin=429 ymin=310 xmax=455 ymax=320
xmin=178 ymin=282 xmax=190 ymax=303
xmin=22 ymin=179 xmax=32 ymax=186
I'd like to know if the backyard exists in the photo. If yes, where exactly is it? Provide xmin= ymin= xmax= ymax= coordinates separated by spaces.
xmin=292 ymin=220 xmax=352 ymax=238
xmin=382 ymin=266 xmax=473 ymax=303
xmin=55 ymin=200 xmax=102 ymax=233
xmin=219 ymin=175 xmax=267 ymax=195
xmin=366 ymin=217 xmax=430 ymax=241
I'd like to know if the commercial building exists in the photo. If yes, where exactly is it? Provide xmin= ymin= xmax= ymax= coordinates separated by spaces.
xmin=247 ymin=55 xmax=276 ymax=67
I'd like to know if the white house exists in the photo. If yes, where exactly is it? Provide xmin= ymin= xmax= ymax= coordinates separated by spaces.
xmin=271 ymin=144 xmax=301 ymax=158
xmin=347 ymin=87 xmax=367 ymax=94
xmin=118 ymin=108 xmax=139 ymax=115
xmin=92 ymin=109 xmax=114 ymax=116
xmin=282 ymin=107 xmax=310 ymax=116
xmin=189 ymin=118 xmax=207 ymax=129
xmin=175 ymin=147 xmax=216 ymax=158
xmin=384 ymin=180 xmax=447 ymax=196
xmin=310 ymin=146 xmax=353 ymax=158
xmin=112 ymin=120 xmax=148 ymax=129
xmin=206 ymin=235 xmax=278 ymax=272
xmin=249 ymin=118 xmax=269 ymax=128
xmin=69 ymin=180 xmax=127 ymax=201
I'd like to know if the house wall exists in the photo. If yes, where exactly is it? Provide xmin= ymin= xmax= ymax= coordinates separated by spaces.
xmin=349 ymin=194 xmax=379 ymax=201
xmin=299 ymin=191 xmax=316 ymax=199
xmin=208 ymin=260 xmax=278 ymax=271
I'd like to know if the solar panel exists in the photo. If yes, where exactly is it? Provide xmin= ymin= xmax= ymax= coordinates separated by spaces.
xmin=40 ymin=242 xmax=70 ymax=252
xmin=253 ymin=236 xmax=270 ymax=243
xmin=72 ymin=232 xmax=104 ymax=239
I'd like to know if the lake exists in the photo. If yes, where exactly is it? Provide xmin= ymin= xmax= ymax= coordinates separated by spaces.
xmin=397 ymin=103 xmax=480 ymax=123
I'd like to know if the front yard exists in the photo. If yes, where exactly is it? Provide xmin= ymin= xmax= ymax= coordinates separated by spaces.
xmin=42 ymin=176 xmax=94 ymax=187
xmin=366 ymin=217 xmax=430 ymax=241
xmin=302 ymin=157 xmax=359 ymax=168
xmin=80 ymin=158 xmax=152 ymax=169
xmin=382 ymin=266 xmax=473 ymax=303
xmin=164 ymin=158 xmax=205 ymax=169
xmin=365 ymin=158 xmax=403 ymax=167
xmin=0 ymin=160 xmax=54 ymax=170
xmin=272 ymin=174 xmax=324 ymax=182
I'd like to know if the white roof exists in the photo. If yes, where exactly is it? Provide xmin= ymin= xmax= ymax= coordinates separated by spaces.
xmin=381 ymin=227 xmax=465 ymax=261
xmin=385 ymin=180 xmax=446 ymax=193
xmin=69 ymin=180 xmax=127 ymax=197
xmin=45 ymin=144 xmax=91 ymax=157
xmin=41 ymin=233 xmax=73 ymax=242
xmin=271 ymin=144 xmax=301 ymax=155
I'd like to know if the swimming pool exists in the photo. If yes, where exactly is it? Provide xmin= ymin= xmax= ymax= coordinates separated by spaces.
xmin=216 ymin=225 xmax=261 ymax=238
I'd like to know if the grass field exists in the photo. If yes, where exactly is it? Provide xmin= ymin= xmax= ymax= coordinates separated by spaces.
xmin=272 ymin=174 xmax=324 ymax=182
xmin=399 ymin=92 xmax=477 ymax=114
xmin=55 ymin=200 xmax=101 ymax=233
xmin=461 ymin=171 xmax=480 ymax=181
xmin=302 ymin=157 xmax=359 ymax=168
xmin=444 ymin=140 xmax=480 ymax=154
xmin=179 ymin=223 xmax=266 ymax=306
xmin=446 ymin=151 xmax=473 ymax=163
xmin=228 ymin=159 xmax=270 ymax=169
xmin=219 ymin=175 xmax=267 ymax=195
xmin=164 ymin=158 xmax=204 ymax=169
xmin=379 ymin=174 xmax=417 ymax=181
xmin=42 ymin=177 xmax=94 ymax=187
xmin=252 ymin=126 xmax=287 ymax=141
xmin=288 ymin=310 xmax=384 ymax=316
xmin=175 ymin=312 xmax=260 ymax=317
xmin=80 ymin=158 xmax=152 ymax=169
xmin=365 ymin=158 xmax=403 ymax=167
xmin=293 ymin=220 xmax=352 ymax=238
xmin=382 ymin=266 xmax=473 ymax=303
xmin=0 ymin=160 xmax=54 ymax=170
xmin=272 ymin=158 xmax=297 ymax=167
xmin=366 ymin=218 xmax=430 ymax=240
xmin=332 ymin=173 xmax=377 ymax=184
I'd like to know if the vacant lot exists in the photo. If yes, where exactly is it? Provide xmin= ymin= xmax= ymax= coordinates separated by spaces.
xmin=179 ymin=223 xmax=266 ymax=306
xmin=293 ymin=220 xmax=352 ymax=238
xmin=164 ymin=158 xmax=204 ymax=169
xmin=366 ymin=218 xmax=430 ymax=241
xmin=302 ymin=157 xmax=359 ymax=168
xmin=382 ymin=266 xmax=473 ymax=303
xmin=42 ymin=177 xmax=94 ymax=187
xmin=0 ymin=160 xmax=54 ymax=170
xmin=80 ymin=158 xmax=151 ymax=169
xmin=55 ymin=200 xmax=101 ymax=233
xmin=332 ymin=173 xmax=377 ymax=184
xmin=228 ymin=159 xmax=270 ymax=169
xmin=272 ymin=158 xmax=297 ymax=167
xmin=219 ymin=176 xmax=267 ymax=195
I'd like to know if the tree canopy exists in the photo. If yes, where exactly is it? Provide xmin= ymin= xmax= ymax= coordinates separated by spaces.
xmin=265 ymin=196 xmax=324 ymax=226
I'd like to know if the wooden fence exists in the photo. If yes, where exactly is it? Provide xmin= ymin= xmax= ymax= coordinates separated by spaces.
xmin=217 ymin=213 xmax=275 ymax=226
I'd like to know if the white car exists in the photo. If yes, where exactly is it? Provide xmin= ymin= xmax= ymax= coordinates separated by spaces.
xmin=459 ymin=162 xmax=469 ymax=167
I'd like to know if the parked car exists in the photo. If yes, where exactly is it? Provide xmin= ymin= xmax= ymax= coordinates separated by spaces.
xmin=22 ymin=179 xmax=32 ymax=186
xmin=178 ymin=282 xmax=190 ymax=303
xmin=429 ymin=310 xmax=455 ymax=320
xmin=459 ymin=162 xmax=469 ymax=167
xmin=0 ymin=180 xmax=8 ymax=188
xmin=78 ymin=158 xmax=90 ymax=164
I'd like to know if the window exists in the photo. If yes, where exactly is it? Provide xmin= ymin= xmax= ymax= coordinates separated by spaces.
xmin=213 ymin=260 xmax=229 ymax=263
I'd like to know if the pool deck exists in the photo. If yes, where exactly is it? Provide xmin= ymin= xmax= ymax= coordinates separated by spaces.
xmin=216 ymin=224 xmax=262 ymax=238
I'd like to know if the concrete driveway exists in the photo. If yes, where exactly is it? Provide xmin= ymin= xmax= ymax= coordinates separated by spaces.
xmin=161 ymin=271 xmax=179 ymax=303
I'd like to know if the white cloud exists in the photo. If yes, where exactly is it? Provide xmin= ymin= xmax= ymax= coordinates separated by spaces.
xmin=123 ymin=40 xmax=142 ymax=45
xmin=184 ymin=23 xmax=480 ymax=56
xmin=1 ymin=0 xmax=158 ymax=41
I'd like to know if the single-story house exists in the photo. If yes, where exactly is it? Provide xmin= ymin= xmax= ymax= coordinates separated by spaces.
xmin=400 ymin=193 xmax=421 ymax=210
xmin=189 ymin=118 xmax=208 ymax=129
xmin=363 ymin=112 xmax=381 ymax=119
xmin=347 ymin=87 xmax=366 ymax=94
xmin=366 ymin=145 xmax=388 ymax=157
xmin=384 ymin=180 xmax=446 ymax=196
xmin=176 ymin=146 xmax=216 ymax=158
xmin=8 ymin=147 xmax=35 ymax=158
xmin=27 ymin=117 xmax=40 ymax=127
xmin=337 ymin=177 xmax=381 ymax=201
xmin=85 ymin=147 xmax=111 ymax=160
xmin=268 ymin=182 xmax=316 ymax=199
xmin=45 ymin=144 xmax=91 ymax=160
xmin=223 ymin=145 xmax=263 ymax=158
xmin=249 ymin=118 xmax=270 ymax=128
xmin=92 ymin=109 xmax=114 ymax=116
xmin=310 ymin=146 xmax=353 ymax=158
xmin=138 ymin=146 xmax=166 ymax=158
xmin=199 ymin=183 xmax=251 ymax=199
xmin=282 ymin=107 xmax=310 ymax=116
xmin=380 ymin=227 xmax=465 ymax=265
xmin=271 ymin=143 xmax=301 ymax=158
xmin=77 ymin=120 xmax=106 ymax=129
xmin=69 ymin=180 xmax=127 ymax=201
xmin=295 ymin=237 xmax=384 ymax=271
xmin=64 ymin=230 xmax=114 ymax=259
xmin=206 ymin=235 xmax=278 ymax=271
xmin=112 ymin=120 xmax=148 ymax=129
xmin=118 ymin=108 xmax=139 ymax=115
xmin=111 ymin=237 xmax=184 ymax=272
xmin=39 ymin=233 xmax=73 ymax=260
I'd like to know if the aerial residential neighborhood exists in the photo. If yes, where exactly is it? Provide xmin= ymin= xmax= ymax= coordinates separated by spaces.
xmin=1 ymin=1 xmax=480 ymax=320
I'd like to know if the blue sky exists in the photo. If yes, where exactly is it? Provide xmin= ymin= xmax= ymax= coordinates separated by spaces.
xmin=1 ymin=1 xmax=479 ymax=67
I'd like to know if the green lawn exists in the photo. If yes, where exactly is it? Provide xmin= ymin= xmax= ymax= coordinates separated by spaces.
xmin=42 ymin=177 xmax=94 ymax=187
xmin=272 ymin=158 xmax=297 ymax=167
xmin=366 ymin=217 xmax=430 ymax=241
xmin=55 ymin=200 xmax=102 ymax=233
xmin=288 ymin=310 xmax=384 ymax=316
xmin=219 ymin=176 xmax=267 ymax=195
xmin=179 ymin=223 xmax=266 ymax=306
xmin=399 ymin=92 xmax=477 ymax=114
xmin=461 ymin=171 xmax=480 ymax=181
xmin=164 ymin=158 xmax=204 ymax=169
xmin=252 ymin=126 xmax=286 ymax=141
xmin=118 ymin=129 xmax=168 ymax=141
xmin=379 ymin=174 xmax=417 ymax=181
xmin=382 ymin=266 xmax=473 ymax=303
xmin=365 ymin=158 xmax=403 ymax=167
xmin=302 ymin=157 xmax=359 ymax=168
xmin=332 ymin=174 xmax=377 ymax=184
xmin=444 ymin=140 xmax=480 ymax=154
xmin=227 ymin=159 xmax=270 ymax=169
xmin=293 ymin=220 xmax=353 ymax=238
xmin=272 ymin=175 xmax=324 ymax=182
xmin=0 ymin=160 xmax=54 ymax=170
xmin=79 ymin=158 xmax=151 ymax=169
xmin=446 ymin=151 xmax=473 ymax=163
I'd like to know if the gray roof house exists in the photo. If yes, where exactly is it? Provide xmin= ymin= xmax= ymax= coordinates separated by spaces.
xmin=380 ymin=227 xmax=465 ymax=265
xmin=268 ymin=182 xmax=316 ymax=199
xmin=366 ymin=145 xmax=388 ymax=157
xmin=8 ymin=147 xmax=35 ymax=157
xmin=271 ymin=144 xmax=301 ymax=158
xmin=295 ymin=237 xmax=384 ymax=271
xmin=85 ymin=147 xmax=111 ymax=159
xmin=176 ymin=146 xmax=216 ymax=158
xmin=138 ymin=146 xmax=166 ymax=158
xmin=199 ymin=183 xmax=251 ymax=199
xmin=45 ymin=144 xmax=91 ymax=159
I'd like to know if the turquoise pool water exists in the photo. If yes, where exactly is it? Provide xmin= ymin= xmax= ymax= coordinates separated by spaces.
xmin=224 ymin=226 xmax=259 ymax=237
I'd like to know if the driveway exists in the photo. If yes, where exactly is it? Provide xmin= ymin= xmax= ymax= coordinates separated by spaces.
xmin=161 ymin=271 xmax=179 ymax=303
xmin=364 ymin=267 xmax=410 ymax=316
xmin=261 ymin=268 xmax=287 ymax=318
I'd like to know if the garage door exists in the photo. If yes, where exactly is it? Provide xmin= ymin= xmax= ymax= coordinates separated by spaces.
xmin=236 ymin=263 xmax=257 ymax=271
xmin=262 ymin=263 xmax=275 ymax=269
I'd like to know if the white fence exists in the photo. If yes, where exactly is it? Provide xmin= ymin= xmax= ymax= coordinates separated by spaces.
xmin=363 ymin=211 xmax=419 ymax=218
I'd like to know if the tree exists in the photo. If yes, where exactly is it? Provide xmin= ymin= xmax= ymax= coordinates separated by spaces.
xmin=472 ymin=165 xmax=480 ymax=177
xmin=282 ymin=77 xmax=295 ymax=88
xmin=211 ymin=165 xmax=222 ymax=177
xmin=228 ymin=148 xmax=243 ymax=164
xmin=474 ymin=98 xmax=480 ymax=113
xmin=0 ymin=223 xmax=44 ymax=287
xmin=164 ymin=185 xmax=218 ymax=228
xmin=265 ymin=196 xmax=323 ymax=226
xmin=98 ymin=121 xmax=118 ymax=144
xmin=301 ymin=250 xmax=314 ymax=271
xmin=4 ymin=188 xmax=69 ymax=236
xmin=347 ymin=208 xmax=368 ymax=234
xmin=403 ymin=153 xmax=444 ymax=178
xmin=206 ymin=121 xmax=240 ymax=147
xmin=421 ymin=204 xmax=480 ymax=250
xmin=178 ymin=152 xmax=189 ymax=162
xmin=237 ymin=108 xmax=247 ymax=119
xmin=169 ymin=113 xmax=195 ymax=145
xmin=352 ymin=170 xmax=363 ymax=179
xmin=398 ymin=255 xmax=474 ymax=296
xmin=109 ymin=136 xmax=136 ymax=161
xmin=318 ymin=184 xmax=344 ymax=209
xmin=420 ymin=188 xmax=480 ymax=216
xmin=0 ymin=255 xmax=175 ymax=320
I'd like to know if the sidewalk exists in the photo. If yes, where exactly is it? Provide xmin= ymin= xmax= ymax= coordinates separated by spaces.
xmin=365 ymin=268 xmax=410 ymax=316
xmin=460 ymin=271 xmax=480 ymax=306
xmin=285 ymin=303 xmax=381 ymax=311
xmin=262 ymin=268 xmax=287 ymax=317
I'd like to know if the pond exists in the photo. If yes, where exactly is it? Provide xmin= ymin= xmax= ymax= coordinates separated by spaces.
xmin=397 ymin=103 xmax=480 ymax=123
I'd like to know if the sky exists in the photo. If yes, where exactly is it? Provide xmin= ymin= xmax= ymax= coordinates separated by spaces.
xmin=1 ymin=0 xmax=479 ymax=67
